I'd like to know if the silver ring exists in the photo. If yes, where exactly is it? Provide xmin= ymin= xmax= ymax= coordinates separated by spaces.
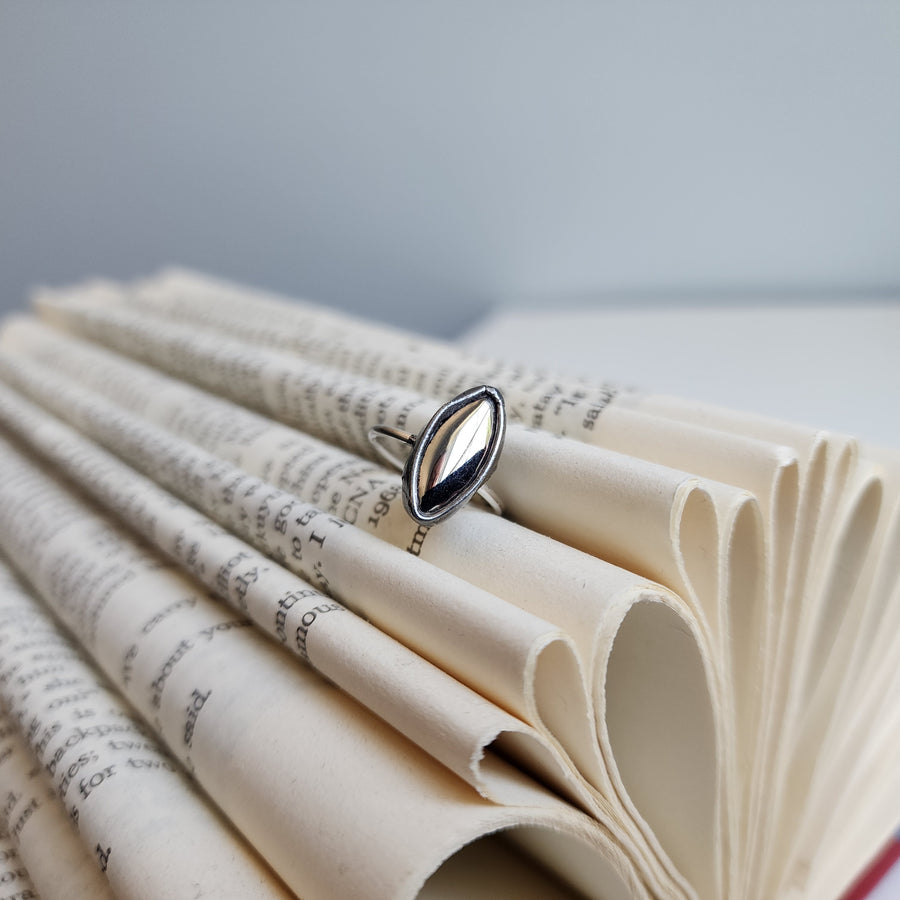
xmin=368 ymin=385 xmax=506 ymax=526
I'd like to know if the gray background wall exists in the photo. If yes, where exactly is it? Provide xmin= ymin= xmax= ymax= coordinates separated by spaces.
xmin=1 ymin=1 xmax=898 ymax=337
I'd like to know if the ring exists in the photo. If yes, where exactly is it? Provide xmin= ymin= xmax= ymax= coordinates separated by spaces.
xmin=368 ymin=385 xmax=506 ymax=526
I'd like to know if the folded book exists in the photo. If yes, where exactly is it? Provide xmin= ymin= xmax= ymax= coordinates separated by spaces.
xmin=0 ymin=270 xmax=895 ymax=900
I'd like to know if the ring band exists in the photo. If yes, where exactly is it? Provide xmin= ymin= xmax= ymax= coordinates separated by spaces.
xmin=368 ymin=385 xmax=506 ymax=526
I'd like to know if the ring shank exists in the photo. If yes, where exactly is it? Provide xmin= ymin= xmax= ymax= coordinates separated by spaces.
xmin=369 ymin=425 xmax=417 ymax=472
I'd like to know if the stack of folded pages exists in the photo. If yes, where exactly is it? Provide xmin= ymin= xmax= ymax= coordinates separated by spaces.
xmin=0 ymin=269 xmax=895 ymax=900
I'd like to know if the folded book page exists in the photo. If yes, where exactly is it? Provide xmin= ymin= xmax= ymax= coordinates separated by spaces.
xmin=0 ymin=379 xmax=614 ymax=825
xmin=0 ymin=832 xmax=38 ymax=900
xmin=1 ymin=317 xmax=727 ymax=899
xmin=0 ymin=433 xmax=655 ymax=900
xmin=0 ymin=713 xmax=115 ymax=900
xmin=0 ymin=559 xmax=288 ymax=900
xmin=782 ymin=454 xmax=900 ymax=894
xmin=31 ymin=290 xmax=723 ymax=637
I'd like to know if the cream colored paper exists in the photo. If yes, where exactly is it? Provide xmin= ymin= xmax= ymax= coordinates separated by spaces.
xmin=29 ymin=294 xmax=725 ymax=639
xmin=0 ymin=435 xmax=650 ymax=900
xmin=1 ymin=317 xmax=727 ymax=899
xmin=0 ymin=715 xmax=115 ymax=900
xmin=90 ymin=271 xmax=850 ymax=885
xmin=0 ymin=380 xmax=603 ymax=819
xmin=0 ymin=562 xmax=288 ymax=900
xmin=1 ymin=271 xmax=892 ymax=898
xmin=0 ymin=833 xmax=39 ymax=900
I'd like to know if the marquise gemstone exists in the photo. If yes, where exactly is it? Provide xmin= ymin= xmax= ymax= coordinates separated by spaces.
xmin=405 ymin=385 xmax=505 ymax=525
xmin=417 ymin=398 xmax=494 ymax=514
